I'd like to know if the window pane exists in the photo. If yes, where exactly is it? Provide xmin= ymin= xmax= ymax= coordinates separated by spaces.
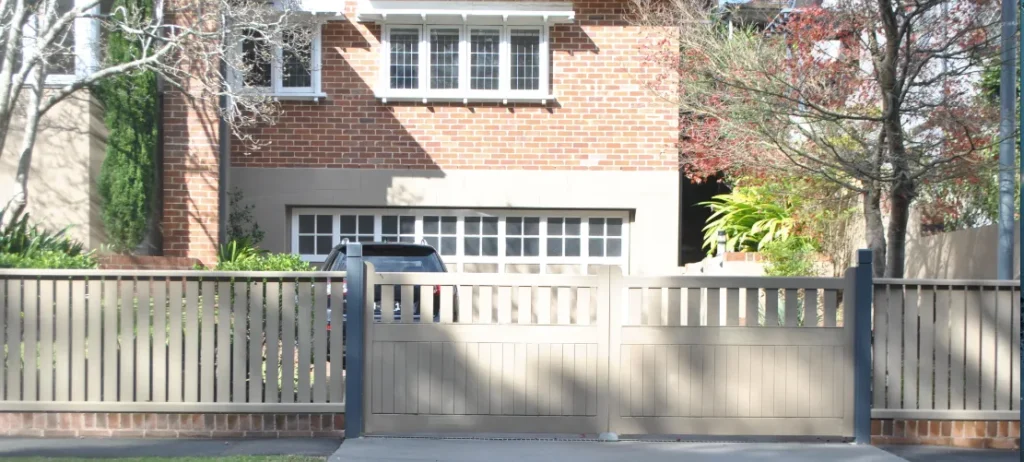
xmin=430 ymin=28 xmax=459 ymax=89
xmin=441 ymin=217 xmax=457 ymax=234
xmin=465 ymin=237 xmax=480 ymax=256
xmin=358 ymin=236 xmax=375 ymax=243
xmin=299 ymin=236 xmax=314 ymax=254
xmin=566 ymin=218 xmax=581 ymax=235
xmin=340 ymin=216 xmax=356 ymax=234
xmin=589 ymin=238 xmax=604 ymax=257
xmin=506 ymin=238 xmax=522 ymax=257
xmin=399 ymin=236 xmax=415 ymax=243
xmin=524 ymin=217 xmax=540 ymax=235
xmin=608 ymin=218 xmax=623 ymax=237
xmin=588 ymin=218 xmax=605 ymax=236
xmin=241 ymin=29 xmax=271 ymax=87
xmin=507 ymin=218 xmax=522 ymax=236
xmin=299 ymin=215 xmax=314 ymax=233
xmin=382 ymin=216 xmax=397 ymax=234
xmin=316 ymin=215 xmax=332 ymax=233
xmin=441 ymin=236 xmax=457 ymax=255
xmin=358 ymin=216 xmax=374 ymax=234
xmin=390 ymin=28 xmax=419 ymax=89
xmin=316 ymin=236 xmax=333 ymax=254
xmin=423 ymin=216 xmax=439 ymax=234
xmin=465 ymin=217 xmax=480 ymax=235
xmin=400 ymin=216 xmax=415 ymax=234
xmin=470 ymin=29 xmax=500 ymax=90
xmin=547 ymin=238 xmax=563 ymax=256
xmin=524 ymin=238 xmax=539 ymax=257
xmin=566 ymin=238 xmax=581 ymax=257
xmin=548 ymin=218 xmax=563 ymax=235
xmin=482 ymin=217 xmax=499 ymax=235
xmin=282 ymin=33 xmax=312 ymax=88
xmin=510 ymin=30 xmax=540 ymax=91
xmin=425 ymin=236 xmax=439 ymax=249
xmin=483 ymin=237 xmax=498 ymax=256
xmin=607 ymin=238 xmax=622 ymax=257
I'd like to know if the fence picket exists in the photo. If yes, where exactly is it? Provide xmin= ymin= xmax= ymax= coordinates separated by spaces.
xmin=995 ymin=288 xmax=1011 ymax=410
xmin=686 ymin=288 xmax=700 ymax=327
xmin=422 ymin=285 xmax=436 ymax=323
xmin=39 ymin=280 xmax=54 ymax=402
xmin=167 ymin=280 xmax=183 ymax=403
xmin=441 ymin=286 xmax=455 ymax=323
xmin=764 ymin=289 xmax=778 ymax=327
xmin=904 ymin=286 xmax=918 ymax=409
xmin=726 ymin=288 xmax=739 ymax=327
xmin=152 ymin=280 xmax=168 ymax=403
xmin=0 ymin=280 xmax=6 ymax=400
xmin=497 ymin=286 xmax=512 ymax=324
xmin=824 ymin=290 xmax=838 ymax=328
xmin=872 ymin=286 xmax=888 ymax=408
xmin=919 ymin=287 xmax=934 ymax=410
xmin=7 ymin=279 xmax=22 ymax=400
xmin=803 ymin=289 xmax=817 ymax=327
xmin=249 ymin=282 xmax=265 ymax=403
xmin=784 ymin=289 xmax=798 ymax=327
xmin=23 ymin=280 xmax=38 ymax=402
xmin=183 ymin=281 xmax=199 ymax=402
xmin=382 ymin=286 xmax=395 ymax=323
xmin=949 ymin=287 xmax=966 ymax=410
xmin=934 ymin=287 xmax=950 ymax=410
xmin=1012 ymin=288 xmax=1020 ymax=411
xmin=457 ymin=285 xmax=471 ymax=323
xmin=280 ymin=282 xmax=296 ymax=404
xmin=135 ymin=279 xmax=152 ymax=403
xmin=216 ymin=281 xmax=231 ymax=403
xmin=964 ymin=286 xmax=982 ymax=410
xmin=54 ymin=280 xmax=70 ymax=401
xmin=329 ymin=280 xmax=345 ymax=404
xmin=667 ymin=288 xmax=681 ymax=327
xmin=232 ymin=282 xmax=248 ymax=404
xmin=885 ymin=285 xmax=902 ymax=409
xmin=400 ymin=286 xmax=415 ymax=324
xmin=979 ymin=287 xmax=996 ymax=410
xmin=314 ymin=282 xmax=329 ymax=403
xmin=708 ymin=288 xmax=721 ymax=327
xmin=745 ymin=288 xmax=758 ymax=327
xmin=297 ymin=282 xmax=312 ymax=403
xmin=266 ymin=281 xmax=281 ymax=404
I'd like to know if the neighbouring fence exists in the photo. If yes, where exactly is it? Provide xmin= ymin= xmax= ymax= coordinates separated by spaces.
xmin=0 ymin=270 xmax=346 ymax=413
xmin=361 ymin=267 xmax=859 ymax=437
xmin=872 ymin=279 xmax=1020 ymax=420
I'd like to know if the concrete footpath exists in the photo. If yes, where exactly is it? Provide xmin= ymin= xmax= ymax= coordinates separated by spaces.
xmin=0 ymin=437 xmax=341 ymax=458
xmin=328 ymin=437 xmax=907 ymax=462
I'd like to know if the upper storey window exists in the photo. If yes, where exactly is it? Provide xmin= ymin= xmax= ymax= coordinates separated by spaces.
xmin=357 ymin=1 xmax=574 ymax=104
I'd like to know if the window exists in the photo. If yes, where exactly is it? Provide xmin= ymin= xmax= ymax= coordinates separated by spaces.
xmin=379 ymin=24 xmax=549 ymax=101
xmin=292 ymin=210 xmax=627 ymax=272
xmin=423 ymin=216 xmax=457 ymax=256
xmin=588 ymin=218 xmax=623 ymax=257
xmin=238 ymin=25 xmax=323 ymax=97
xmin=381 ymin=215 xmax=416 ymax=243
xmin=297 ymin=214 xmax=334 ymax=256
xmin=340 ymin=215 xmax=375 ymax=243
xmin=464 ymin=216 xmax=499 ymax=257
xmin=505 ymin=217 xmax=540 ymax=257
xmin=547 ymin=218 xmax=581 ymax=257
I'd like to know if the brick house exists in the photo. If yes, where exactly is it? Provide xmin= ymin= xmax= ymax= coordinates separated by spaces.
xmin=163 ymin=0 xmax=684 ymax=275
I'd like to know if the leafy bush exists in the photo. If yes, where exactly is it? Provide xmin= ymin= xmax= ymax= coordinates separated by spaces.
xmin=218 ymin=237 xmax=267 ymax=265
xmin=213 ymin=238 xmax=310 ymax=271
xmin=0 ymin=251 xmax=97 ymax=269
xmin=761 ymin=237 xmax=818 ymax=277
xmin=700 ymin=185 xmax=797 ymax=255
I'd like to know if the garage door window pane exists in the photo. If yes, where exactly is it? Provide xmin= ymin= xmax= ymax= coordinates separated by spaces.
xmin=589 ymin=238 xmax=604 ymax=257
xmin=299 ymin=215 xmax=314 ymax=233
xmin=299 ymin=236 xmax=314 ymax=254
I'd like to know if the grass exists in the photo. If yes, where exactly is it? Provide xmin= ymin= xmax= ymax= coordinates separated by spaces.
xmin=3 ymin=457 xmax=325 ymax=462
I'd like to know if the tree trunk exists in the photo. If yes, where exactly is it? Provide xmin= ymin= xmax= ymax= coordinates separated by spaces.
xmin=862 ymin=189 xmax=887 ymax=277
xmin=885 ymin=181 xmax=914 ymax=278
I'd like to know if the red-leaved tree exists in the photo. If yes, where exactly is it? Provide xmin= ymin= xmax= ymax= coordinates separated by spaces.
xmin=632 ymin=0 xmax=1000 ymax=277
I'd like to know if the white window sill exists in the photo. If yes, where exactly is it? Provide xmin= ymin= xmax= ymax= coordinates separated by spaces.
xmin=273 ymin=92 xmax=328 ymax=102
xmin=375 ymin=92 xmax=556 ymax=105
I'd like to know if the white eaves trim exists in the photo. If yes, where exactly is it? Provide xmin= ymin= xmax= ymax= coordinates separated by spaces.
xmin=279 ymin=0 xmax=347 ymax=19
xmin=355 ymin=0 xmax=575 ymax=24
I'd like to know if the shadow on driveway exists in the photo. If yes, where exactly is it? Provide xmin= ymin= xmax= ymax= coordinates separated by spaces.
xmin=0 ymin=438 xmax=341 ymax=459
xmin=880 ymin=445 xmax=1019 ymax=462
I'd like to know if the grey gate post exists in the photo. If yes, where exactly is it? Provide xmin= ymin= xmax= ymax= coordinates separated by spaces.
xmin=344 ymin=243 xmax=366 ymax=438
xmin=852 ymin=249 xmax=873 ymax=444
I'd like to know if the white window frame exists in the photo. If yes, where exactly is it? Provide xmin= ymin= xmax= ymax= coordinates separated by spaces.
xmin=289 ymin=208 xmax=629 ymax=274
xmin=378 ymin=23 xmax=551 ymax=103
xmin=234 ymin=24 xmax=325 ymax=100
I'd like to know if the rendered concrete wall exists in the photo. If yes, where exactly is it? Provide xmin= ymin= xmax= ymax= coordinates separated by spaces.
xmin=905 ymin=221 xmax=1021 ymax=280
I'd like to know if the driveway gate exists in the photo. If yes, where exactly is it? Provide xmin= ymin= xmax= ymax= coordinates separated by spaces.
xmin=360 ymin=268 xmax=857 ymax=438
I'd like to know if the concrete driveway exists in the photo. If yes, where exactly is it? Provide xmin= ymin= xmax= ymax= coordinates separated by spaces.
xmin=329 ymin=437 xmax=907 ymax=462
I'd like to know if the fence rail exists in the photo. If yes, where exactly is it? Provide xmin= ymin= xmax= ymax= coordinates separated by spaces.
xmin=872 ymin=279 xmax=1020 ymax=421
xmin=0 ymin=271 xmax=347 ymax=413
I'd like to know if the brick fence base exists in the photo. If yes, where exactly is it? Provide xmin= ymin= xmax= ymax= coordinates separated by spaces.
xmin=871 ymin=419 xmax=1019 ymax=449
xmin=0 ymin=413 xmax=344 ymax=438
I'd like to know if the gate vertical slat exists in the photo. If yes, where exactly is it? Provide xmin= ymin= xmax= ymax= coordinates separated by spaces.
xmin=949 ymin=287 xmax=966 ymax=410
xmin=934 ymin=287 xmax=951 ymax=410
xmin=745 ymin=289 xmax=758 ymax=326
xmin=216 ymin=281 xmax=231 ymax=403
xmin=69 ymin=280 xmax=86 ymax=402
xmin=314 ymin=281 xmax=329 ymax=403
xmin=200 ymin=281 xmax=216 ymax=403
xmin=824 ymin=290 xmax=838 ymax=327
xmin=979 ymin=287 xmax=997 ymax=410
xmin=628 ymin=289 xmax=641 ymax=326
xmin=667 ymin=289 xmax=681 ymax=327
xmin=871 ymin=286 xmax=888 ymax=409
xmin=100 ymin=280 xmax=117 ymax=401
xmin=686 ymin=288 xmax=700 ymax=326
xmin=381 ymin=342 xmax=395 ymax=414
xmin=84 ymin=278 xmax=101 ymax=401
xmin=784 ymin=289 xmax=798 ymax=327
xmin=183 ymin=281 xmax=198 ymax=402
xmin=247 ymin=280 xmax=265 ymax=404
xmin=458 ymin=286 xmax=472 ymax=323
xmin=904 ymin=285 xmax=918 ymax=410
xmin=964 ymin=286 xmax=982 ymax=410
xmin=54 ymin=280 xmax=70 ymax=402
xmin=330 ymin=280 xmax=345 ymax=404
xmin=152 ymin=280 xmax=167 ymax=403
xmin=919 ymin=287 xmax=935 ymax=410
xmin=38 ymin=280 xmax=54 ymax=402
xmin=167 ymin=279 xmax=183 ymax=403
xmin=764 ymin=289 xmax=778 ymax=327
xmin=280 ymin=282 xmax=296 ymax=404
xmin=497 ymin=286 xmax=512 ymax=324
xmin=707 ymin=288 xmax=720 ymax=327
xmin=726 ymin=289 xmax=739 ymax=327
xmin=23 ymin=279 xmax=37 ymax=402
xmin=136 ymin=279 xmax=151 ymax=403
xmin=232 ymin=282 xmax=248 ymax=404
xmin=441 ymin=286 xmax=455 ymax=323
xmin=804 ymin=290 xmax=818 ymax=327
xmin=6 ymin=279 xmax=21 ymax=401
xmin=297 ymin=282 xmax=312 ymax=403
xmin=885 ymin=284 xmax=902 ymax=409
xmin=761 ymin=345 xmax=775 ymax=417
xmin=381 ymin=286 xmax=395 ymax=323
xmin=266 ymin=281 xmax=281 ymax=404
xmin=995 ymin=287 xmax=1012 ymax=410
xmin=422 ymin=286 xmax=436 ymax=323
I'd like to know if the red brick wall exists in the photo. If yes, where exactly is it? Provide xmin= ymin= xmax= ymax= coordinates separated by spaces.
xmin=871 ymin=419 xmax=1020 ymax=449
xmin=230 ymin=0 xmax=678 ymax=171
xmin=0 ymin=413 xmax=344 ymax=439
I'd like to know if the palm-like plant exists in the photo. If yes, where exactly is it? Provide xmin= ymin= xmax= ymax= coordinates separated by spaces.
xmin=700 ymin=187 xmax=797 ymax=256
xmin=217 ymin=237 xmax=267 ymax=265
xmin=0 ymin=206 xmax=87 ymax=257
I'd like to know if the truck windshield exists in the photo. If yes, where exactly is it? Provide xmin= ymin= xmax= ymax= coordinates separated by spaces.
xmin=330 ymin=247 xmax=444 ymax=272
